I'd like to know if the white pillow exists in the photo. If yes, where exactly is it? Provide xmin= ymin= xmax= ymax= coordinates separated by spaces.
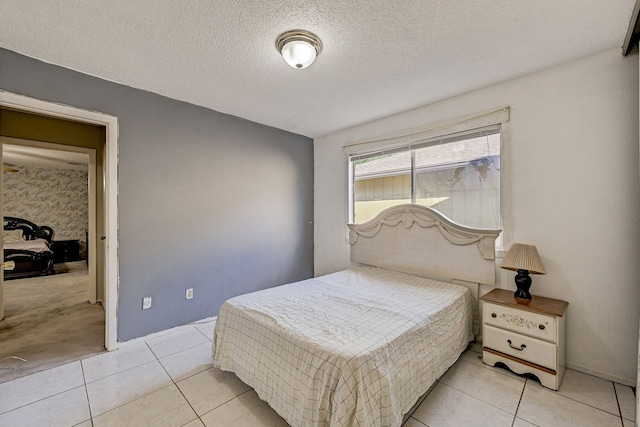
xmin=3 ymin=229 xmax=24 ymax=243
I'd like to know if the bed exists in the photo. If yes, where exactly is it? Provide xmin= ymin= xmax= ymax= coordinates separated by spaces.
xmin=3 ymin=216 xmax=55 ymax=280
xmin=212 ymin=204 xmax=501 ymax=427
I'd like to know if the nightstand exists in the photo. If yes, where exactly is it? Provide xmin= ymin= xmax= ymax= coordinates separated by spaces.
xmin=52 ymin=239 xmax=80 ymax=263
xmin=480 ymin=288 xmax=569 ymax=390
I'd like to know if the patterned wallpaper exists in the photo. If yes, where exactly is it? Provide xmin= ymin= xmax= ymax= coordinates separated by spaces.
xmin=3 ymin=165 xmax=88 ymax=259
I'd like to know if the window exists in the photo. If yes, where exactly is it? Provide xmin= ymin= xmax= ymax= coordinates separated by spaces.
xmin=349 ymin=125 xmax=501 ymax=230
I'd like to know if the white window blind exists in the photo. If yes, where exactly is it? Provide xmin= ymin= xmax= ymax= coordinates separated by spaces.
xmin=344 ymin=107 xmax=509 ymax=157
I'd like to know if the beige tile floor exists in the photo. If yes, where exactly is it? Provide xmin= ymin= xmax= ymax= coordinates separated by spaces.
xmin=0 ymin=320 xmax=635 ymax=427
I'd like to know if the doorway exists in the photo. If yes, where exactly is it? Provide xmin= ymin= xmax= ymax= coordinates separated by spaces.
xmin=0 ymin=90 xmax=118 ymax=351
xmin=0 ymin=140 xmax=103 ymax=381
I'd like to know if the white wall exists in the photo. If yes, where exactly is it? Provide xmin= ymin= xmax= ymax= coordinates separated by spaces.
xmin=314 ymin=49 xmax=640 ymax=384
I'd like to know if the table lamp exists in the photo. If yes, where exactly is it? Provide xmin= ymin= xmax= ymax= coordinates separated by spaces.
xmin=500 ymin=243 xmax=546 ymax=302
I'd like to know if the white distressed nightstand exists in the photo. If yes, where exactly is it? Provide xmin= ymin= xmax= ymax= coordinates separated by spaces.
xmin=480 ymin=288 xmax=569 ymax=390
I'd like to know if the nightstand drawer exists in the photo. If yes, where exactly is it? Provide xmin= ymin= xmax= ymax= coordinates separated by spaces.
xmin=484 ymin=325 xmax=556 ymax=369
xmin=484 ymin=302 xmax=556 ymax=342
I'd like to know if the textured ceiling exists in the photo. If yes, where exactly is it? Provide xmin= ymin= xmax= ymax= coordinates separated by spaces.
xmin=0 ymin=1 xmax=635 ymax=138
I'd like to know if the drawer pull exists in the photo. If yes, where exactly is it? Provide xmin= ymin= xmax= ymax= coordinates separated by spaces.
xmin=539 ymin=324 xmax=545 ymax=330
xmin=507 ymin=339 xmax=526 ymax=351
xmin=491 ymin=313 xmax=497 ymax=318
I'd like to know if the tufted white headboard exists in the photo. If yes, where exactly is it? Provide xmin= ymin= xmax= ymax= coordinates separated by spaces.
xmin=348 ymin=204 xmax=501 ymax=290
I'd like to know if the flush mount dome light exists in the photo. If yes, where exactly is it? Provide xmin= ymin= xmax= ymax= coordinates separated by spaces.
xmin=276 ymin=30 xmax=322 ymax=69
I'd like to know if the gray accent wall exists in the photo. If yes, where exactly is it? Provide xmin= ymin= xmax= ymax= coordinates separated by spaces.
xmin=0 ymin=48 xmax=314 ymax=341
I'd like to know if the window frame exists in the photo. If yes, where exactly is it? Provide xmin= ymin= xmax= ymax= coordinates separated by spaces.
xmin=345 ymin=108 xmax=511 ymax=251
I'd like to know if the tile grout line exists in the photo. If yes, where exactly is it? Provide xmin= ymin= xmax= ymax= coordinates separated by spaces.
xmin=148 ymin=338 xmax=207 ymax=427
xmin=547 ymin=386 xmax=623 ymax=418
xmin=161 ymin=322 xmax=257 ymax=424
xmin=86 ymin=343 xmax=179 ymax=423
xmin=193 ymin=323 xmax=214 ymax=341
xmin=0 ymin=361 xmax=86 ymax=417
xmin=84 ymin=340 xmax=198 ymax=425
xmin=405 ymin=415 xmax=428 ymax=426
xmin=612 ymin=383 xmax=625 ymax=427
xmin=1 ymin=321 xmax=216 ymax=425
xmin=84 ymin=354 xmax=157 ymax=385
xmin=510 ymin=378 xmax=527 ymax=427
xmin=79 ymin=360 xmax=95 ymax=426
xmin=176 ymin=320 xmax=240 ymax=425
xmin=439 ymin=358 xmax=527 ymax=417
xmin=0 ymin=384 xmax=90 ymax=419
xmin=435 ymin=381 xmax=516 ymax=418
xmin=469 ymin=354 xmax=626 ymax=421
xmin=145 ymin=326 xmax=210 ymax=360
xmin=196 ymin=388 xmax=255 ymax=421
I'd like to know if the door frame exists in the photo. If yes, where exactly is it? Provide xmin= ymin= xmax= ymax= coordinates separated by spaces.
xmin=0 ymin=90 xmax=119 ymax=350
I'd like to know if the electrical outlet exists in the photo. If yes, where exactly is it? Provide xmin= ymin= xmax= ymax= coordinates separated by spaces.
xmin=185 ymin=288 xmax=193 ymax=300
xmin=142 ymin=296 xmax=152 ymax=310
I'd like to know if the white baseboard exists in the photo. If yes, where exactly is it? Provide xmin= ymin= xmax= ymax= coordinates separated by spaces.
xmin=565 ymin=362 xmax=635 ymax=387
xmin=117 ymin=316 xmax=217 ymax=349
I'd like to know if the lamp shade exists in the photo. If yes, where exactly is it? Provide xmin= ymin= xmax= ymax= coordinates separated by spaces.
xmin=500 ymin=243 xmax=546 ymax=275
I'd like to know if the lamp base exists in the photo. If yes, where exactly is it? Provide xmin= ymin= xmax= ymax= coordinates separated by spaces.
xmin=514 ymin=296 xmax=532 ymax=305
xmin=513 ymin=269 xmax=532 ymax=302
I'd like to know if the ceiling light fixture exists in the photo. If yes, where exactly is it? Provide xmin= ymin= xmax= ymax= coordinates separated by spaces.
xmin=276 ymin=30 xmax=322 ymax=69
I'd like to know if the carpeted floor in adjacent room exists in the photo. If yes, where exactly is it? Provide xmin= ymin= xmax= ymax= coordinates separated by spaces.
xmin=0 ymin=261 xmax=105 ymax=383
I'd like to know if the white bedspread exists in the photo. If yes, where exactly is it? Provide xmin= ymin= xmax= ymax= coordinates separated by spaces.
xmin=212 ymin=266 xmax=477 ymax=427
xmin=4 ymin=238 xmax=51 ymax=253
